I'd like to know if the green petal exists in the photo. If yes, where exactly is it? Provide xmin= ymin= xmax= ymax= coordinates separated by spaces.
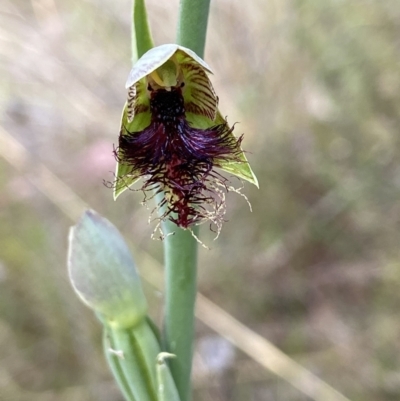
xmin=178 ymin=52 xmax=218 ymax=120
xmin=126 ymin=79 xmax=149 ymax=123
xmin=114 ymin=96 xmax=151 ymax=200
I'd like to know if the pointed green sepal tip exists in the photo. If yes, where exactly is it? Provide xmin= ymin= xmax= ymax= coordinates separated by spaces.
xmin=67 ymin=209 xmax=147 ymax=329
xmin=157 ymin=353 xmax=181 ymax=401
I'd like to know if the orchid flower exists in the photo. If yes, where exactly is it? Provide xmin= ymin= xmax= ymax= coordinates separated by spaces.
xmin=114 ymin=44 xmax=258 ymax=231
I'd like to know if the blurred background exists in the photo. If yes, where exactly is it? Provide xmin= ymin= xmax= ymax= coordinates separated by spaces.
xmin=1 ymin=0 xmax=400 ymax=400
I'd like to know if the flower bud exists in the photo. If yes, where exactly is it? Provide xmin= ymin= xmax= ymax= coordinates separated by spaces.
xmin=68 ymin=210 xmax=147 ymax=329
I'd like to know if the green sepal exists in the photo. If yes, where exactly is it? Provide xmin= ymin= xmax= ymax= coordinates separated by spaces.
xmin=125 ymin=44 xmax=213 ymax=89
xmin=215 ymin=112 xmax=258 ymax=187
xmin=114 ymin=100 xmax=151 ymax=200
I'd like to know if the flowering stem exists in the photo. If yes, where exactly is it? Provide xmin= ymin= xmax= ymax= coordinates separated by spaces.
xmin=160 ymin=2 xmax=211 ymax=400
xmin=128 ymin=0 xmax=211 ymax=399
xmin=161 ymin=220 xmax=198 ymax=401
xmin=177 ymin=0 xmax=211 ymax=56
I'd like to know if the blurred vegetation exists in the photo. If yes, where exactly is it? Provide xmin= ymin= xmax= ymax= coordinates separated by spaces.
xmin=1 ymin=0 xmax=400 ymax=400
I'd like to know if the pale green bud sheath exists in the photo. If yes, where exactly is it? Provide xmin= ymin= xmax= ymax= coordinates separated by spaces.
xmin=103 ymin=328 xmax=136 ymax=401
xmin=105 ymin=320 xmax=159 ymax=401
xmin=157 ymin=353 xmax=181 ymax=401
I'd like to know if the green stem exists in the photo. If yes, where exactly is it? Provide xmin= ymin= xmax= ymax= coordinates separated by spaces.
xmin=161 ymin=2 xmax=211 ymax=401
xmin=176 ymin=0 xmax=211 ymax=57
xmin=131 ymin=0 xmax=154 ymax=62
xmin=128 ymin=1 xmax=206 ymax=400
xmin=162 ymin=221 xmax=198 ymax=401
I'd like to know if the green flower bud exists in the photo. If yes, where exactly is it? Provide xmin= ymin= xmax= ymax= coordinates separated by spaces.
xmin=68 ymin=210 xmax=147 ymax=329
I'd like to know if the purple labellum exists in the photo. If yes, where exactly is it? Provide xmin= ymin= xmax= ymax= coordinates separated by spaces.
xmin=116 ymin=85 xmax=243 ymax=230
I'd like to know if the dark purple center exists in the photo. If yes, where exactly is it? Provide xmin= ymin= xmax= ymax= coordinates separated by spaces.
xmin=150 ymin=88 xmax=185 ymax=124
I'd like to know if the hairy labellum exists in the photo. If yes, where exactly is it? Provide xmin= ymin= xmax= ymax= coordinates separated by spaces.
xmin=117 ymin=86 xmax=243 ymax=229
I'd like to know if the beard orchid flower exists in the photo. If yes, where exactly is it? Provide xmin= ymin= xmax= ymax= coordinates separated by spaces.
xmin=113 ymin=44 xmax=258 ymax=232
